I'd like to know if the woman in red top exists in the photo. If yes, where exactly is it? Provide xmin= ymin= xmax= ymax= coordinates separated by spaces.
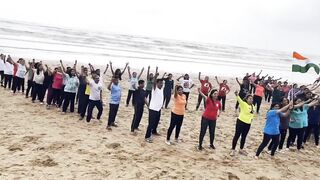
xmin=215 ymin=76 xmax=230 ymax=112
xmin=46 ymin=67 xmax=64 ymax=108
xmin=197 ymin=88 xmax=221 ymax=150
xmin=196 ymin=72 xmax=212 ymax=111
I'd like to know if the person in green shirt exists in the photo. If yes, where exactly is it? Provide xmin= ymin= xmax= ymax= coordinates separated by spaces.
xmin=230 ymin=90 xmax=255 ymax=156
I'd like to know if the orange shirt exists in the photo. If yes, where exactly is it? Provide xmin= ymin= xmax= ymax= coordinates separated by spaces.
xmin=255 ymin=85 xmax=265 ymax=97
xmin=172 ymin=94 xmax=187 ymax=115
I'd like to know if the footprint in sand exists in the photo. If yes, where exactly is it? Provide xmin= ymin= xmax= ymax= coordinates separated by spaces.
xmin=227 ymin=172 xmax=240 ymax=180
xmin=8 ymin=144 xmax=23 ymax=152
xmin=22 ymin=135 xmax=41 ymax=143
xmin=30 ymin=155 xmax=58 ymax=167
xmin=106 ymin=142 xmax=122 ymax=149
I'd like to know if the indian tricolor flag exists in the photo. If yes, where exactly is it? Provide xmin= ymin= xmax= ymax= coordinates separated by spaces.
xmin=292 ymin=52 xmax=319 ymax=74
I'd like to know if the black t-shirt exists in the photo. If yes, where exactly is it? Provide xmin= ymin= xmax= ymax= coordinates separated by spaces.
xmin=164 ymin=78 xmax=174 ymax=92
xmin=43 ymin=72 xmax=53 ymax=89
xmin=239 ymin=84 xmax=249 ymax=98
xmin=133 ymin=88 xmax=146 ymax=106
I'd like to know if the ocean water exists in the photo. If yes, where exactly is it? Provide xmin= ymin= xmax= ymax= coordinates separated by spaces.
xmin=0 ymin=19 xmax=319 ymax=84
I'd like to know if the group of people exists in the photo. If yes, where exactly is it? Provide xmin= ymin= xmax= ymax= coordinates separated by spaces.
xmin=1 ymin=53 xmax=320 ymax=159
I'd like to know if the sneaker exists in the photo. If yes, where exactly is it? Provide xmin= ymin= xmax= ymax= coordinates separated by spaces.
xmin=40 ymin=102 xmax=44 ymax=105
xmin=111 ymin=123 xmax=118 ymax=127
xmin=209 ymin=144 xmax=216 ymax=149
xmin=229 ymin=150 xmax=236 ymax=156
xmin=239 ymin=149 xmax=248 ymax=156
xmin=175 ymin=138 xmax=183 ymax=143
xmin=152 ymin=132 xmax=161 ymax=136
xmin=165 ymin=140 xmax=172 ymax=146
xmin=316 ymin=145 xmax=320 ymax=149
xmin=254 ymin=156 xmax=259 ymax=160
xmin=145 ymin=138 xmax=153 ymax=143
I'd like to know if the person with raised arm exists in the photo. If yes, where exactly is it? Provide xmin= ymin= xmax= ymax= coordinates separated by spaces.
xmin=177 ymin=74 xmax=194 ymax=110
xmin=230 ymin=90 xmax=255 ymax=156
xmin=0 ymin=54 xmax=5 ymax=87
xmin=8 ymin=58 xmax=27 ymax=94
xmin=215 ymin=76 xmax=230 ymax=112
xmin=145 ymin=66 xmax=154 ymax=102
xmin=252 ymin=80 xmax=265 ymax=114
xmin=78 ymin=66 xmax=91 ymax=120
xmin=46 ymin=66 xmax=64 ymax=109
xmin=109 ymin=61 xmax=128 ymax=81
xmin=255 ymin=101 xmax=293 ymax=158
xmin=60 ymin=60 xmax=79 ymax=114
xmin=249 ymin=70 xmax=262 ymax=94
xmin=130 ymin=79 xmax=148 ymax=134
xmin=286 ymin=98 xmax=318 ymax=150
xmin=31 ymin=62 xmax=45 ymax=104
xmin=235 ymin=77 xmax=250 ymax=112
xmin=106 ymin=76 xmax=121 ymax=130
xmin=195 ymin=72 xmax=212 ymax=111
xmin=197 ymin=88 xmax=221 ymax=150
xmin=145 ymin=67 xmax=164 ymax=143
xmin=165 ymin=85 xmax=186 ymax=145
xmin=3 ymin=55 xmax=14 ymax=90
xmin=163 ymin=73 xmax=174 ymax=109
xmin=25 ymin=60 xmax=35 ymax=98
xmin=85 ymin=73 xmax=104 ymax=123
xmin=303 ymin=103 xmax=320 ymax=147
xmin=126 ymin=66 xmax=144 ymax=107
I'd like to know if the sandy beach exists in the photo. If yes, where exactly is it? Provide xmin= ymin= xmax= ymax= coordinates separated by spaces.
xmin=0 ymin=67 xmax=320 ymax=180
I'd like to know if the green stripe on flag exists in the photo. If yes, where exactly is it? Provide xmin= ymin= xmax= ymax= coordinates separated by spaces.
xmin=292 ymin=63 xmax=320 ymax=74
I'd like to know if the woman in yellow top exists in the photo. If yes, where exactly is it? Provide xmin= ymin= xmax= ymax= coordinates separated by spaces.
xmin=230 ymin=90 xmax=255 ymax=156
xmin=166 ymin=85 xmax=187 ymax=145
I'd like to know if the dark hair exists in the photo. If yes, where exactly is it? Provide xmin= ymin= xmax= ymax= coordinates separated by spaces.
xmin=168 ymin=73 xmax=172 ymax=76
xmin=36 ymin=63 xmax=42 ymax=75
xmin=138 ymin=80 xmax=145 ymax=85
xmin=114 ymin=69 xmax=122 ymax=80
xmin=176 ymin=85 xmax=183 ymax=91
xmin=156 ymin=78 xmax=163 ymax=83
xmin=244 ymin=94 xmax=253 ymax=103
xmin=270 ymin=103 xmax=280 ymax=110
xmin=293 ymin=98 xmax=303 ymax=111
xmin=209 ymin=89 xmax=218 ymax=98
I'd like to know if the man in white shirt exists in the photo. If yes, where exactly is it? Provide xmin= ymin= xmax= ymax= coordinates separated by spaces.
xmin=145 ymin=67 xmax=164 ymax=143
xmin=3 ymin=57 xmax=14 ymax=89
xmin=85 ymin=74 xmax=103 ymax=123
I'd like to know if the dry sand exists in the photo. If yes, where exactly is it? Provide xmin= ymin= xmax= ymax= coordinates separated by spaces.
xmin=0 ymin=67 xmax=320 ymax=180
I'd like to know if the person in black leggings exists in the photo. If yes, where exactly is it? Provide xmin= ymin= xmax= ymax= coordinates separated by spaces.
xmin=163 ymin=73 xmax=174 ymax=109
xmin=131 ymin=80 xmax=148 ymax=133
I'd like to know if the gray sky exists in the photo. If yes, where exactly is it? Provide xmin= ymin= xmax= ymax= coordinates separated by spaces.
xmin=1 ymin=0 xmax=319 ymax=54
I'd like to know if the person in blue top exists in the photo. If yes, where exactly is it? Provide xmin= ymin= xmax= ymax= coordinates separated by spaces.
xmin=255 ymin=102 xmax=292 ymax=158
xmin=303 ymin=104 xmax=320 ymax=147
xmin=286 ymin=98 xmax=318 ymax=150
xmin=106 ymin=77 xmax=121 ymax=130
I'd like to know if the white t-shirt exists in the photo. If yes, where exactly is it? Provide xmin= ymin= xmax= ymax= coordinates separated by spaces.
xmin=16 ymin=64 xmax=27 ymax=78
xmin=179 ymin=79 xmax=193 ymax=93
xmin=33 ymin=70 xmax=44 ymax=84
xmin=89 ymin=78 xmax=103 ymax=101
xmin=149 ymin=87 xmax=164 ymax=111
xmin=4 ymin=63 xmax=13 ymax=75
xmin=0 ymin=60 xmax=4 ymax=71
xmin=128 ymin=77 xmax=138 ymax=91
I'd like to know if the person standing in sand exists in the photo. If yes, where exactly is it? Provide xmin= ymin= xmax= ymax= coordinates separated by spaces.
xmin=215 ymin=76 xmax=230 ymax=112
xmin=163 ymin=73 xmax=174 ymax=109
xmin=3 ymin=56 xmax=14 ymax=90
xmin=197 ymin=88 xmax=221 ymax=150
xmin=177 ymin=74 xmax=194 ymax=110
xmin=165 ymin=85 xmax=186 ymax=145
xmin=130 ymin=80 xmax=148 ymax=134
xmin=109 ymin=61 xmax=128 ymax=81
xmin=249 ymin=70 xmax=262 ymax=94
xmin=255 ymin=102 xmax=292 ymax=158
xmin=106 ymin=77 xmax=121 ymax=130
xmin=230 ymin=90 xmax=254 ymax=156
xmin=235 ymin=77 xmax=250 ymax=112
xmin=145 ymin=67 xmax=164 ymax=143
xmin=8 ymin=58 xmax=27 ymax=94
xmin=145 ymin=66 xmax=154 ymax=103
xmin=125 ymin=66 xmax=144 ymax=107
xmin=31 ymin=63 xmax=46 ymax=104
xmin=85 ymin=74 xmax=104 ymax=123
xmin=0 ymin=54 xmax=5 ymax=87
xmin=196 ymin=72 xmax=212 ymax=111
xmin=60 ymin=60 xmax=79 ymax=113
xmin=252 ymin=80 xmax=265 ymax=114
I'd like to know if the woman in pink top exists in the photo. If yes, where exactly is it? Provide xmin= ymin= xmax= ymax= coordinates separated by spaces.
xmin=252 ymin=80 xmax=265 ymax=114
xmin=46 ymin=67 xmax=64 ymax=108
xmin=249 ymin=70 xmax=262 ymax=94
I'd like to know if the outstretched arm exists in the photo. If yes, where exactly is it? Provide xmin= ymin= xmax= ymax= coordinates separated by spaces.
xmin=127 ymin=66 xmax=132 ymax=79
xmin=198 ymin=72 xmax=201 ymax=81
xmin=103 ymin=64 xmax=109 ymax=75
xmin=109 ymin=61 xmax=114 ymax=76
xmin=107 ymin=78 xmax=113 ymax=91
xmin=60 ymin=60 xmax=66 ymax=74
xmin=153 ymin=67 xmax=159 ymax=90
xmin=121 ymin=62 xmax=129 ymax=75
xmin=235 ymin=77 xmax=241 ymax=86
xmin=147 ymin=66 xmax=150 ymax=79
xmin=161 ymin=72 xmax=167 ymax=79
xmin=177 ymin=75 xmax=183 ymax=81
xmin=215 ymin=76 xmax=220 ymax=85
xmin=257 ymin=70 xmax=262 ymax=76
xmin=138 ymin=67 xmax=144 ymax=79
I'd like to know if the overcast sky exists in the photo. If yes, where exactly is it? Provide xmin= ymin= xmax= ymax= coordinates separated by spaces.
xmin=1 ymin=0 xmax=319 ymax=55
